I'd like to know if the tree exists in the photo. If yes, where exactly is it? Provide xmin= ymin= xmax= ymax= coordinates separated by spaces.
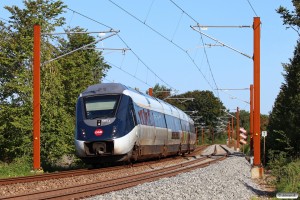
xmin=151 ymin=83 xmax=171 ymax=100
xmin=266 ymin=2 xmax=300 ymax=158
xmin=0 ymin=0 xmax=67 ymax=162
xmin=168 ymin=90 xmax=225 ymax=142
xmin=277 ymin=1 xmax=300 ymax=36
xmin=58 ymin=26 xmax=110 ymax=116
xmin=0 ymin=1 xmax=111 ymax=167
xmin=267 ymin=41 xmax=300 ymax=156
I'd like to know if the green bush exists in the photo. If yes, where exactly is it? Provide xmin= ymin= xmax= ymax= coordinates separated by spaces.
xmin=276 ymin=160 xmax=300 ymax=193
xmin=268 ymin=150 xmax=300 ymax=193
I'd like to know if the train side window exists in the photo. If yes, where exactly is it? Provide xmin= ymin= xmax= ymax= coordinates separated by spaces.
xmin=165 ymin=115 xmax=175 ymax=131
xmin=153 ymin=111 xmax=166 ymax=128
xmin=135 ymin=106 xmax=155 ymax=126
xmin=133 ymin=104 xmax=141 ymax=124
xmin=190 ymin=123 xmax=195 ymax=133
xmin=174 ymin=117 xmax=181 ymax=132
xmin=180 ymin=120 xmax=189 ymax=132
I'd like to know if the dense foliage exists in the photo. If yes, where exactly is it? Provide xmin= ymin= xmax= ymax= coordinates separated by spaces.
xmin=267 ymin=1 xmax=300 ymax=158
xmin=0 ymin=0 xmax=110 ymax=167
xmin=266 ymin=0 xmax=300 ymax=194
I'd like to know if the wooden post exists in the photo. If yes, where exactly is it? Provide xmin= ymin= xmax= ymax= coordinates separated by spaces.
xmin=250 ymin=84 xmax=254 ymax=155
xmin=227 ymin=122 xmax=230 ymax=146
xmin=195 ymin=127 xmax=198 ymax=145
xmin=236 ymin=107 xmax=240 ymax=151
xmin=231 ymin=116 xmax=234 ymax=148
xmin=212 ymin=128 xmax=214 ymax=144
xmin=202 ymin=127 xmax=204 ymax=144
xmin=33 ymin=24 xmax=41 ymax=170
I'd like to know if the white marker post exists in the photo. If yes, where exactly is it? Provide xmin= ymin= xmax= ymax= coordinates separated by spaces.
xmin=262 ymin=131 xmax=267 ymax=166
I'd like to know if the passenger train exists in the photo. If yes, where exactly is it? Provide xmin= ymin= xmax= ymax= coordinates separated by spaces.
xmin=75 ymin=83 xmax=196 ymax=164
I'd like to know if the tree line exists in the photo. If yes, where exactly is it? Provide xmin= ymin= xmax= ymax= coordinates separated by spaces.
xmin=0 ymin=0 xmax=110 ymax=167
xmin=267 ymin=1 xmax=300 ymax=160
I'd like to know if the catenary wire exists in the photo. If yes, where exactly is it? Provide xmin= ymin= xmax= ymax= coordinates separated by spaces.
xmin=106 ymin=60 xmax=152 ymax=88
xmin=65 ymin=7 xmax=175 ymax=91
xmin=246 ymin=0 xmax=258 ymax=17
xmin=108 ymin=0 xmax=216 ymax=92
xmin=171 ymin=11 xmax=184 ymax=42
xmin=168 ymin=0 xmax=219 ymax=97
xmin=144 ymin=0 xmax=156 ymax=24
xmin=116 ymin=34 xmax=176 ymax=91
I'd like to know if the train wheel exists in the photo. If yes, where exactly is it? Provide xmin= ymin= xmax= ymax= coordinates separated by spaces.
xmin=162 ymin=145 xmax=168 ymax=157
xmin=177 ymin=144 xmax=182 ymax=156
xmin=131 ymin=145 xmax=139 ymax=162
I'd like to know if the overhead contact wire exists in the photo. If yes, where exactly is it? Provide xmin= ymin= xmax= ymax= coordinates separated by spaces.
xmin=246 ymin=0 xmax=258 ymax=17
xmin=117 ymin=35 xmax=176 ymax=90
xmin=66 ymin=6 xmax=175 ymax=91
xmin=108 ymin=0 xmax=215 ymax=92
xmin=106 ymin=60 xmax=152 ymax=87
xmin=169 ymin=0 xmax=219 ymax=97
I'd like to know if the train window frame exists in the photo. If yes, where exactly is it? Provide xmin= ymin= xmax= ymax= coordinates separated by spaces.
xmin=83 ymin=94 xmax=121 ymax=119
xmin=165 ymin=115 xmax=176 ymax=131
xmin=135 ymin=106 xmax=155 ymax=126
xmin=153 ymin=111 xmax=167 ymax=128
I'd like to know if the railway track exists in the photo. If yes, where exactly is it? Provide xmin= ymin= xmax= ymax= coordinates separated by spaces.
xmin=0 ymin=145 xmax=228 ymax=200
xmin=0 ymin=145 xmax=208 ymax=186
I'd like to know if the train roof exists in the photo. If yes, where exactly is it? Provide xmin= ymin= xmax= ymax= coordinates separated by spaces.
xmin=81 ymin=83 xmax=193 ymax=123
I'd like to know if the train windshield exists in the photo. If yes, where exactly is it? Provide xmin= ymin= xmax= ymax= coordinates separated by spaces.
xmin=84 ymin=95 xmax=120 ymax=119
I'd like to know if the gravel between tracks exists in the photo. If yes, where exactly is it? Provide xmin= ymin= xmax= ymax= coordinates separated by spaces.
xmin=86 ymin=155 xmax=268 ymax=200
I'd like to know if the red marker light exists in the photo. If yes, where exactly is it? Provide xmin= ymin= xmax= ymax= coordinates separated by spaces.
xmin=94 ymin=129 xmax=103 ymax=136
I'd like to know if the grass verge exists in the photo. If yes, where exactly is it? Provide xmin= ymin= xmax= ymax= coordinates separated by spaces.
xmin=0 ymin=157 xmax=32 ymax=178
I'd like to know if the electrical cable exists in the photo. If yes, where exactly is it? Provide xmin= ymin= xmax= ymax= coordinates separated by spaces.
xmin=246 ymin=0 xmax=258 ymax=17
xmin=171 ymin=11 xmax=184 ymax=41
xmin=105 ymin=60 xmax=152 ymax=87
xmin=168 ymin=0 xmax=219 ymax=96
xmin=108 ymin=0 xmax=216 ymax=92
xmin=116 ymin=34 xmax=176 ymax=90
xmin=66 ymin=7 xmax=112 ymax=29
xmin=65 ymin=6 xmax=175 ymax=91
xmin=144 ymin=0 xmax=156 ymax=24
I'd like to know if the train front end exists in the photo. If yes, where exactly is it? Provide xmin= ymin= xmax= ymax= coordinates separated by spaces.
xmin=74 ymin=83 xmax=137 ymax=164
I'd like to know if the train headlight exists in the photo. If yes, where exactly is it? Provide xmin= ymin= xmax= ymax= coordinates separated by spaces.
xmin=94 ymin=129 xmax=104 ymax=136
xmin=112 ymin=126 xmax=117 ymax=136
xmin=81 ymin=129 xmax=86 ymax=138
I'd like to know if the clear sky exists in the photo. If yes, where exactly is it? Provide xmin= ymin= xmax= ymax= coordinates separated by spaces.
xmin=0 ymin=0 xmax=297 ymax=115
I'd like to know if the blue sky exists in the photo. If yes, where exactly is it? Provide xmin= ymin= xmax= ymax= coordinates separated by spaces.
xmin=0 ymin=0 xmax=297 ymax=115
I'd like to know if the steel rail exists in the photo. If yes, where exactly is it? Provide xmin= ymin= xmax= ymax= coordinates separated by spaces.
xmin=0 ymin=146 xmax=206 ymax=186
xmin=1 ymin=151 xmax=227 ymax=200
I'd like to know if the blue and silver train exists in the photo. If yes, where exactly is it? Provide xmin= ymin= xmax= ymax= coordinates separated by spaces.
xmin=75 ymin=83 xmax=196 ymax=164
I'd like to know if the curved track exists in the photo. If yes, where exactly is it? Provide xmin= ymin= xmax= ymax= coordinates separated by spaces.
xmin=0 ymin=145 xmax=208 ymax=186
xmin=0 ymin=145 xmax=227 ymax=200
